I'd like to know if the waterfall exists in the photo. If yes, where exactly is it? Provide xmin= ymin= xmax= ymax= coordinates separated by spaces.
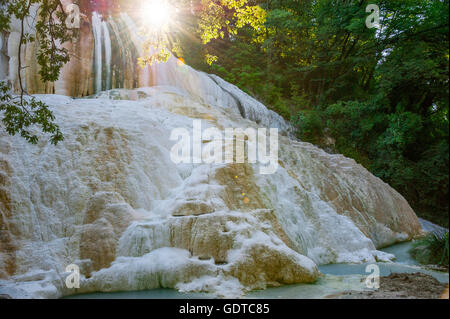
xmin=0 ymin=34 xmax=7 ymax=82
xmin=92 ymin=12 xmax=103 ymax=93
xmin=107 ymin=17 xmax=126 ymax=89
xmin=0 ymin=34 xmax=4 ymax=80
xmin=92 ymin=12 xmax=113 ymax=92
xmin=102 ymin=21 xmax=112 ymax=91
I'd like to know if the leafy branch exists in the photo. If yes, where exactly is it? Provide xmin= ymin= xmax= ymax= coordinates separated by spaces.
xmin=0 ymin=0 xmax=75 ymax=145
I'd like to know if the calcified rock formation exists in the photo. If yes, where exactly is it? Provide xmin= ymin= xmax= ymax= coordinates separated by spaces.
xmin=0 ymin=8 xmax=422 ymax=298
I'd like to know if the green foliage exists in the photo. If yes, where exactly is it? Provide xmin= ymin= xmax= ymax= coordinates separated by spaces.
xmin=270 ymin=99 xmax=290 ymax=120
xmin=0 ymin=81 xmax=63 ymax=145
xmin=140 ymin=0 xmax=266 ymax=65
xmin=325 ymin=99 xmax=386 ymax=150
xmin=181 ymin=0 xmax=449 ymax=226
xmin=0 ymin=0 xmax=73 ymax=145
xmin=35 ymin=0 xmax=74 ymax=82
xmin=139 ymin=42 xmax=171 ymax=67
xmin=197 ymin=0 xmax=266 ymax=45
xmin=291 ymin=110 xmax=323 ymax=144
xmin=410 ymin=232 xmax=449 ymax=266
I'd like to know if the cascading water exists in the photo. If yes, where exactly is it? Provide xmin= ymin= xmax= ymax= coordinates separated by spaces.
xmin=102 ymin=19 xmax=112 ymax=91
xmin=92 ymin=12 xmax=113 ymax=93
xmin=92 ymin=12 xmax=103 ymax=93
xmin=0 ymin=4 xmax=426 ymax=299
xmin=0 ymin=34 xmax=6 ymax=80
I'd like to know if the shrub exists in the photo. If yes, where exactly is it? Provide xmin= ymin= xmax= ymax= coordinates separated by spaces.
xmin=291 ymin=110 xmax=324 ymax=143
xmin=410 ymin=232 xmax=449 ymax=267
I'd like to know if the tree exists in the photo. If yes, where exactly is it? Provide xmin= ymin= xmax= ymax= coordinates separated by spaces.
xmin=0 ymin=0 xmax=75 ymax=144
xmin=180 ymin=0 xmax=448 ymax=225
xmin=139 ymin=0 xmax=267 ymax=66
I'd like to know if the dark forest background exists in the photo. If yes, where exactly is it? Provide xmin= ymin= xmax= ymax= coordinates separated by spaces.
xmin=180 ymin=0 xmax=449 ymax=227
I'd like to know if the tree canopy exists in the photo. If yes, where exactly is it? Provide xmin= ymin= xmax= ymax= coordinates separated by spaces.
xmin=180 ymin=0 xmax=449 ymax=225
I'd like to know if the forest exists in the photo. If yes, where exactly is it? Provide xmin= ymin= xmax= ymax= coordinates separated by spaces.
xmin=177 ymin=0 xmax=449 ymax=227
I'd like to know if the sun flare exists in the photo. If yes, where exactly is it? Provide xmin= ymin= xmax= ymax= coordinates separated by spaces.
xmin=141 ymin=0 xmax=173 ymax=28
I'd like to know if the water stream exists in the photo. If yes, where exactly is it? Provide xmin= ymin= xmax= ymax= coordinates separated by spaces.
xmin=66 ymin=241 xmax=449 ymax=299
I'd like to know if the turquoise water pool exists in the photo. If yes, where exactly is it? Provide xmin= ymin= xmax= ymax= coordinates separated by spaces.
xmin=65 ymin=241 xmax=448 ymax=299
